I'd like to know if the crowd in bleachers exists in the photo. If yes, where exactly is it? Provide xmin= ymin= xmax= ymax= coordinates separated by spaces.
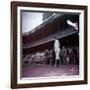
xmin=23 ymin=47 xmax=79 ymax=65
xmin=23 ymin=51 xmax=46 ymax=64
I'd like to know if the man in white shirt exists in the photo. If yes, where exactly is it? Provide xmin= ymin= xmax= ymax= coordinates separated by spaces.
xmin=54 ymin=37 xmax=60 ymax=67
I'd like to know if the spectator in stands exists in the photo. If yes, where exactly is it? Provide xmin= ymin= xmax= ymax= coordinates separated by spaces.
xmin=28 ymin=54 xmax=31 ymax=64
xmin=23 ymin=54 xmax=29 ymax=64
xmin=54 ymin=37 xmax=60 ymax=67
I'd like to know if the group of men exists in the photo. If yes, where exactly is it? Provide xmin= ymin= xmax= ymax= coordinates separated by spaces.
xmin=45 ymin=37 xmax=79 ymax=68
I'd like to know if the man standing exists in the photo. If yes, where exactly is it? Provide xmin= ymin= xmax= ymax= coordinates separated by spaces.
xmin=45 ymin=49 xmax=50 ymax=64
xmin=62 ymin=46 xmax=67 ymax=64
xmin=54 ymin=37 xmax=60 ymax=67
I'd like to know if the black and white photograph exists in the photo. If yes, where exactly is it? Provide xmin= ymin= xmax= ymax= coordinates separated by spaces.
xmin=21 ymin=11 xmax=79 ymax=78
